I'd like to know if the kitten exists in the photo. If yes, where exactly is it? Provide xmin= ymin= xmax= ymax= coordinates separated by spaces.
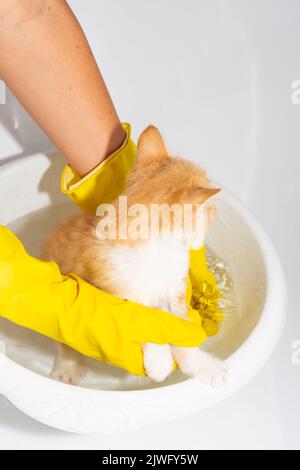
xmin=44 ymin=126 xmax=227 ymax=386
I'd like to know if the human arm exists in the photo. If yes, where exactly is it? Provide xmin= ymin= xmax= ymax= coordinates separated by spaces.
xmin=0 ymin=0 xmax=125 ymax=175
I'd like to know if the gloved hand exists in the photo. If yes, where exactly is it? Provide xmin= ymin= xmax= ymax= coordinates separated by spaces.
xmin=0 ymin=225 xmax=205 ymax=376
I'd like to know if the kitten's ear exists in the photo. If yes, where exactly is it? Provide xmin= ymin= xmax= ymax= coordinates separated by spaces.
xmin=137 ymin=125 xmax=169 ymax=166
xmin=193 ymin=188 xmax=221 ymax=204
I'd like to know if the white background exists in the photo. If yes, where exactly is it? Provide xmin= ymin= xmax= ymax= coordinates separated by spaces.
xmin=0 ymin=0 xmax=299 ymax=450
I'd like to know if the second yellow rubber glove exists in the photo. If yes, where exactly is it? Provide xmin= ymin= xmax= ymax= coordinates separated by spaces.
xmin=0 ymin=225 xmax=205 ymax=376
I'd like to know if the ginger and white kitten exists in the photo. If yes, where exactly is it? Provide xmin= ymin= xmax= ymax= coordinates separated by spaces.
xmin=44 ymin=126 xmax=227 ymax=386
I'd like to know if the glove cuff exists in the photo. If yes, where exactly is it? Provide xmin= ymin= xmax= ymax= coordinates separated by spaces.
xmin=61 ymin=122 xmax=136 ymax=215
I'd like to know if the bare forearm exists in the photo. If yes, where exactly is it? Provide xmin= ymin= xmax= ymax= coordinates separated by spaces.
xmin=0 ymin=0 xmax=125 ymax=175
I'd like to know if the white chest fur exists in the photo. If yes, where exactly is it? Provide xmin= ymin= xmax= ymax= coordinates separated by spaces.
xmin=106 ymin=238 xmax=190 ymax=311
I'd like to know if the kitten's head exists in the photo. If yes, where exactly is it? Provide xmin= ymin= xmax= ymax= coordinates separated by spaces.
xmin=123 ymin=126 xmax=220 ymax=247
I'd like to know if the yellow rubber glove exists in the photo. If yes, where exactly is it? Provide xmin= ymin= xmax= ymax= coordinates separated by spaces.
xmin=61 ymin=123 xmax=136 ymax=215
xmin=189 ymin=248 xmax=223 ymax=336
xmin=0 ymin=225 xmax=206 ymax=376
xmin=62 ymin=123 xmax=223 ymax=338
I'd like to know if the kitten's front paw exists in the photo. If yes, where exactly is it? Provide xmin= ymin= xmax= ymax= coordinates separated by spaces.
xmin=51 ymin=360 xmax=87 ymax=386
xmin=143 ymin=343 xmax=174 ymax=382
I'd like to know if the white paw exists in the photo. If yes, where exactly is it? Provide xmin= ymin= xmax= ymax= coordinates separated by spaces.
xmin=172 ymin=347 xmax=228 ymax=387
xmin=193 ymin=358 xmax=228 ymax=387
xmin=143 ymin=343 xmax=174 ymax=382
xmin=51 ymin=360 xmax=87 ymax=385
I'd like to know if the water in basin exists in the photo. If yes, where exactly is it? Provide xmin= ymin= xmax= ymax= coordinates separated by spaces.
xmin=0 ymin=203 xmax=242 ymax=391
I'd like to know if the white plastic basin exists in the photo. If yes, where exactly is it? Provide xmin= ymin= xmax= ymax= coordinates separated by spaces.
xmin=0 ymin=154 xmax=286 ymax=434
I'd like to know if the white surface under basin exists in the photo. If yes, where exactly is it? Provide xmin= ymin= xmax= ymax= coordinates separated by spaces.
xmin=0 ymin=154 xmax=286 ymax=434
